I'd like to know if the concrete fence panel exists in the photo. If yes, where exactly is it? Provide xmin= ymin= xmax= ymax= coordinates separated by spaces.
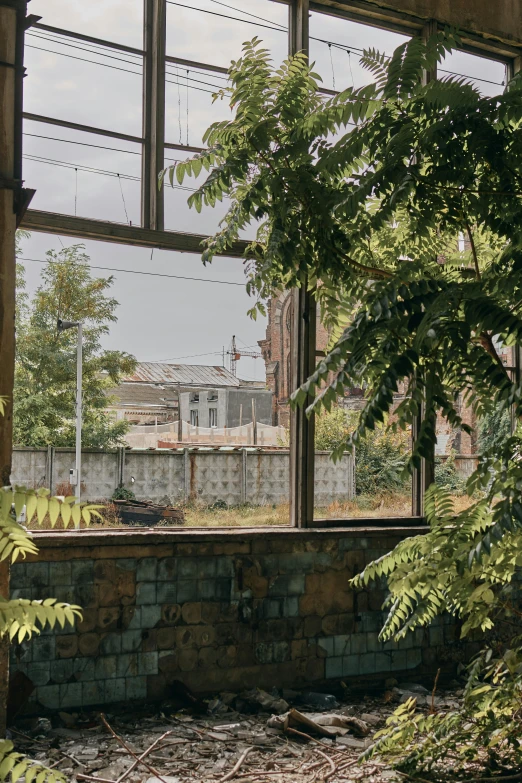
xmin=12 ymin=448 xmax=355 ymax=507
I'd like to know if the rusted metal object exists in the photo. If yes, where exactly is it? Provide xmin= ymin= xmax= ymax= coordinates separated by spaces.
xmin=113 ymin=499 xmax=184 ymax=526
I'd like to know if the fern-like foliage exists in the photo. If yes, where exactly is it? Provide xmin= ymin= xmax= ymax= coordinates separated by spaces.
xmin=362 ymin=644 xmax=522 ymax=777
xmin=0 ymin=486 xmax=101 ymax=782
xmin=0 ymin=740 xmax=68 ymax=783
xmin=0 ymin=486 xmax=101 ymax=643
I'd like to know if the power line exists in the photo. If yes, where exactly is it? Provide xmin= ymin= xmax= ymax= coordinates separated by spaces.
xmin=208 ymin=0 xmax=286 ymax=30
xmin=26 ymin=44 xmax=222 ymax=94
xmin=438 ymin=68 xmax=504 ymax=87
xmin=23 ymin=154 xmax=197 ymax=192
xmin=31 ymin=28 xmax=230 ymax=86
xmin=30 ymin=29 xmax=231 ymax=86
xmin=28 ymin=30 xmax=143 ymax=60
xmin=26 ymin=44 xmax=143 ymax=76
xmin=23 ymin=132 xmax=183 ymax=164
xmin=157 ymin=350 xmax=224 ymax=362
xmin=166 ymin=1 xmax=285 ymax=34
xmin=27 ymin=31 xmax=143 ymax=67
xmin=165 ymin=1 xmax=366 ymax=56
xmin=18 ymin=256 xmax=246 ymax=287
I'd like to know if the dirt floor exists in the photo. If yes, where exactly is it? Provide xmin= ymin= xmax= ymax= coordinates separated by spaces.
xmin=11 ymin=681 xmax=462 ymax=783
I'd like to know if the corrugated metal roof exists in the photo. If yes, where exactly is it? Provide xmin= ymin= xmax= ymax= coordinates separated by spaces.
xmin=124 ymin=362 xmax=240 ymax=387
xmin=108 ymin=383 xmax=178 ymax=408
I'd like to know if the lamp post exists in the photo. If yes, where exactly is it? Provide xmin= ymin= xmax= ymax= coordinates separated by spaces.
xmin=57 ymin=319 xmax=83 ymax=503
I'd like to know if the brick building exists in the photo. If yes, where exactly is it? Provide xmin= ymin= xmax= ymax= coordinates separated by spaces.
xmin=258 ymin=292 xmax=331 ymax=428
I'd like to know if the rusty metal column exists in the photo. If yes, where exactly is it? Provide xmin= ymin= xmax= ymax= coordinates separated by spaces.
xmin=142 ymin=0 xmax=166 ymax=230
xmin=412 ymin=23 xmax=438 ymax=518
xmin=0 ymin=0 xmax=26 ymax=734
xmin=289 ymin=0 xmax=316 ymax=528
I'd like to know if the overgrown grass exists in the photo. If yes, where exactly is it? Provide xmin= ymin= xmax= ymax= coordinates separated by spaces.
xmin=26 ymin=491 xmax=474 ymax=529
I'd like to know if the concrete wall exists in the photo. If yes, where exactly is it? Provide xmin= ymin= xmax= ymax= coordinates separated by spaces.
xmin=226 ymin=389 xmax=272 ymax=428
xmin=10 ymin=525 xmax=470 ymax=712
xmin=11 ymin=448 xmax=355 ymax=506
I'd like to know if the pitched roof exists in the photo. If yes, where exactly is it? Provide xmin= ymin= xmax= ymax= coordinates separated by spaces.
xmin=123 ymin=362 xmax=240 ymax=387
xmin=108 ymin=383 xmax=177 ymax=408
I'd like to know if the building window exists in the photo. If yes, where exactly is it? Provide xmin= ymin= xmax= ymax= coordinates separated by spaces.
xmin=208 ymin=391 xmax=218 ymax=402
xmin=190 ymin=392 xmax=199 ymax=403
xmin=209 ymin=408 xmax=217 ymax=428
xmin=190 ymin=410 xmax=199 ymax=426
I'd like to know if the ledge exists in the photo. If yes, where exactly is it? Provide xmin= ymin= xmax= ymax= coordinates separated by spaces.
xmin=28 ymin=521 xmax=428 ymax=547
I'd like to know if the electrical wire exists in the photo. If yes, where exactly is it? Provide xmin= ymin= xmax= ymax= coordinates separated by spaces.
xmin=23 ymin=154 xmax=197 ymax=192
xmin=208 ymin=0 xmax=286 ymax=30
xmin=166 ymin=0 xmax=285 ymax=34
xmin=26 ymin=44 xmax=143 ymax=76
xmin=176 ymin=67 xmax=182 ymax=144
xmin=29 ymin=15 xmax=504 ymax=92
xmin=117 ymin=173 xmax=130 ymax=224
xmin=157 ymin=350 xmax=225 ymax=361
xmin=32 ymin=28 xmax=230 ymax=87
xmin=22 ymin=132 xmax=183 ymax=164
xmin=27 ymin=31 xmax=143 ymax=67
xmin=26 ymin=43 xmax=221 ymax=94
xmin=18 ymin=256 xmax=246 ymax=287
xmin=438 ymin=67 xmax=504 ymax=87
xmin=29 ymin=29 xmax=144 ymax=59
xmin=32 ymin=28 xmax=230 ymax=89
xmin=328 ymin=44 xmax=335 ymax=90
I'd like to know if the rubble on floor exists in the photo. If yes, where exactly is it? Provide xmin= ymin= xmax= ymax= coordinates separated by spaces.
xmin=10 ymin=681 xmax=464 ymax=783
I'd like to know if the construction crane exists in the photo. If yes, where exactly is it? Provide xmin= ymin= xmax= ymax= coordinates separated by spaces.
xmin=227 ymin=335 xmax=262 ymax=376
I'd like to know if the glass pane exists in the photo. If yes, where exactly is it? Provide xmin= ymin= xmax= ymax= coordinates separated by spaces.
xmin=163 ymin=148 xmax=230 ymax=236
xmin=24 ymin=29 xmax=143 ymax=136
xmin=23 ymin=121 xmax=142 ymax=224
xmin=165 ymin=64 xmax=230 ymax=150
xmin=439 ymin=50 xmax=507 ymax=97
xmin=166 ymin=0 xmax=288 ymax=69
xmin=29 ymin=0 xmax=143 ymax=49
xmin=309 ymin=10 xmax=410 ymax=93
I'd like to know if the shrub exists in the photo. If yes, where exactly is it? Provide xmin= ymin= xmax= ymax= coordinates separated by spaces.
xmin=434 ymin=451 xmax=466 ymax=494
xmin=112 ymin=485 xmax=136 ymax=501
xmin=315 ymin=407 xmax=409 ymax=495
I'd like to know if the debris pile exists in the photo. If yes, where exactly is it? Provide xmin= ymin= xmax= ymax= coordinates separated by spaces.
xmin=10 ymin=681 xmax=463 ymax=783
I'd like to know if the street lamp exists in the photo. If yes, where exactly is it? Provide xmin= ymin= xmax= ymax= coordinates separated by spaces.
xmin=57 ymin=319 xmax=83 ymax=503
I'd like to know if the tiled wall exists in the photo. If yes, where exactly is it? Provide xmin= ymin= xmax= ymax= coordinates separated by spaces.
xmin=10 ymin=526 xmax=464 ymax=711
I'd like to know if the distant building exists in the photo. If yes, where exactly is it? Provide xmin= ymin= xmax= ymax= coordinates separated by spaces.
xmin=108 ymin=382 xmax=178 ymax=425
xmin=179 ymin=386 xmax=272 ymax=429
xmin=107 ymin=362 xmax=272 ymax=443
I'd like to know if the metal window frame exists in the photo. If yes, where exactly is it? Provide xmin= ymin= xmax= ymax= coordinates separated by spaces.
xmin=17 ymin=0 xmax=522 ymax=528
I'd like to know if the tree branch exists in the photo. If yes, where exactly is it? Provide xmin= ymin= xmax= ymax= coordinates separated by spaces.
xmin=465 ymin=221 xmax=481 ymax=281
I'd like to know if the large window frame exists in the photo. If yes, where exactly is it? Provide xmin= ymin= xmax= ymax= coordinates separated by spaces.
xmin=17 ymin=0 xmax=522 ymax=528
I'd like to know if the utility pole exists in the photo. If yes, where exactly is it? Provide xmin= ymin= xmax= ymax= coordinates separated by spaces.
xmin=57 ymin=320 xmax=83 ymax=502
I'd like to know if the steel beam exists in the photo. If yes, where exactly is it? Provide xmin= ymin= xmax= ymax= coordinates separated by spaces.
xmin=21 ymin=209 xmax=249 ymax=256
xmin=23 ymin=112 xmax=143 ymax=144
xmin=142 ymin=0 xmax=166 ymax=231
xmin=289 ymin=0 xmax=316 ymax=529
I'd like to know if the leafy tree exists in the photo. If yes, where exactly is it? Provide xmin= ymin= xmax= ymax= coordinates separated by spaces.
xmin=477 ymin=403 xmax=511 ymax=453
xmin=14 ymin=245 xmax=136 ymax=448
xmin=167 ymin=31 xmax=522 ymax=776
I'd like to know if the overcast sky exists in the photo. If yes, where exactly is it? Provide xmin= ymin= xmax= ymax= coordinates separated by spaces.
xmin=20 ymin=0 xmax=507 ymax=380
